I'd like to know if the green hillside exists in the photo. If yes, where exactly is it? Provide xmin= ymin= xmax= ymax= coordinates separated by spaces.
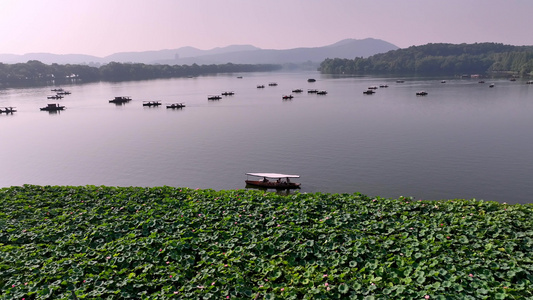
xmin=319 ymin=43 xmax=533 ymax=76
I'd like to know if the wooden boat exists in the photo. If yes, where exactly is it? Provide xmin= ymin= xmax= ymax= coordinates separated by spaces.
xmin=245 ymin=173 xmax=301 ymax=189
xmin=57 ymin=91 xmax=71 ymax=95
xmin=307 ymin=89 xmax=318 ymax=94
xmin=221 ymin=91 xmax=235 ymax=96
xmin=292 ymin=89 xmax=303 ymax=93
xmin=40 ymin=103 xmax=65 ymax=111
xmin=316 ymin=90 xmax=328 ymax=95
xmin=282 ymin=95 xmax=293 ymax=99
xmin=109 ymin=96 xmax=132 ymax=104
xmin=0 ymin=107 xmax=16 ymax=113
xmin=416 ymin=91 xmax=428 ymax=96
xmin=363 ymin=90 xmax=375 ymax=95
xmin=257 ymin=85 xmax=265 ymax=88
xmin=166 ymin=103 xmax=185 ymax=109
xmin=47 ymin=95 xmax=63 ymax=99
xmin=368 ymin=86 xmax=378 ymax=90
xmin=207 ymin=95 xmax=222 ymax=100
xmin=143 ymin=101 xmax=162 ymax=106
xmin=379 ymin=84 xmax=388 ymax=88
xmin=268 ymin=82 xmax=278 ymax=86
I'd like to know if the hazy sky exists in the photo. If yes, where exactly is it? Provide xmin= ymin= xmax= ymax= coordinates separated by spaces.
xmin=1 ymin=0 xmax=532 ymax=57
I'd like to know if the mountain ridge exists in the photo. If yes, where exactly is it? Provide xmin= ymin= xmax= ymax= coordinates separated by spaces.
xmin=0 ymin=38 xmax=398 ymax=65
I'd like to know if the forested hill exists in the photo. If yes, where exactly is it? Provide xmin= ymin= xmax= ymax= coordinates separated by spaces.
xmin=318 ymin=43 xmax=533 ymax=76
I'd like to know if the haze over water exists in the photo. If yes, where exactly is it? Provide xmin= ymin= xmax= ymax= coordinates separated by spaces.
xmin=1 ymin=71 xmax=532 ymax=204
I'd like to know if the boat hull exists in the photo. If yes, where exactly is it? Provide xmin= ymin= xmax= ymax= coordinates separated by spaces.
xmin=245 ymin=180 xmax=301 ymax=189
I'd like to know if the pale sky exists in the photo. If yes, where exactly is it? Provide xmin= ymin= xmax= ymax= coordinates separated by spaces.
xmin=1 ymin=0 xmax=532 ymax=57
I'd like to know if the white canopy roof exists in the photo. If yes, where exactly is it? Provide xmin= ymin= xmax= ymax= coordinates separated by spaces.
xmin=246 ymin=173 xmax=300 ymax=178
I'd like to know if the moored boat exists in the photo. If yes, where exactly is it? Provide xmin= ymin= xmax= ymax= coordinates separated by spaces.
xmin=282 ymin=95 xmax=293 ymax=99
xmin=416 ymin=91 xmax=428 ymax=96
xmin=143 ymin=101 xmax=162 ymax=107
xmin=166 ymin=103 xmax=185 ymax=109
xmin=292 ymin=89 xmax=303 ymax=93
xmin=316 ymin=90 xmax=327 ymax=95
xmin=0 ymin=106 xmax=16 ymax=113
xmin=363 ymin=90 xmax=375 ymax=95
xmin=40 ymin=103 xmax=65 ymax=111
xmin=109 ymin=96 xmax=132 ymax=104
xmin=208 ymin=95 xmax=222 ymax=100
xmin=245 ymin=173 xmax=301 ymax=189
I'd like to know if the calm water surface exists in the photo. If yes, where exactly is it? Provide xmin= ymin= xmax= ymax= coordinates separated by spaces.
xmin=1 ymin=72 xmax=532 ymax=204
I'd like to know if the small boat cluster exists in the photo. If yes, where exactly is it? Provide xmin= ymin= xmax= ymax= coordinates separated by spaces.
xmin=47 ymin=88 xmax=71 ymax=99
xmin=41 ymin=88 xmax=71 ymax=111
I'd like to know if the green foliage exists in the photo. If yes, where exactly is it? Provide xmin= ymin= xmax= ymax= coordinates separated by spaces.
xmin=1 ymin=185 xmax=532 ymax=299
xmin=319 ymin=43 xmax=533 ymax=76
xmin=0 ymin=61 xmax=281 ymax=86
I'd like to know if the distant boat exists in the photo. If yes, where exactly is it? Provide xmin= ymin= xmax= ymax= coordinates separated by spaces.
xmin=441 ymin=80 xmax=446 ymax=83
xmin=368 ymin=86 xmax=378 ymax=90
xmin=307 ymin=89 xmax=318 ymax=94
xmin=257 ymin=85 xmax=265 ymax=89
xmin=109 ymin=96 xmax=132 ymax=104
xmin=47 ymin=95 xmax=63 ymax=99
xmin=379 ymin=84 xmax=388 ymax=88
xmin=316 ymin=90 xmax=328 ymax=95
xmin=307 ymin=78 xmax=316 ymax=82
xmin=416 ymin=91 xmax=428 ymax=96
xmin=282 ymin=95 xmax=293 ymax=99
xmin=40 ymin=103 xmax=65 ymax=111
xmin=363 ymin=90 xmax=375 ymax=95
xmin=489 ymin=83 xmax=495 ymax=88
xmin=143 ymin=101 xmax=162 ymax=107
xmin=527 ymin=80 xmax=533 ymax=84
xmin=208 ymin=95 xmax=222 ymax=100
xmin=166 ymin=103 xmax=185 ymax=109
xmin=221 ymin=91 xmax=235 ymax=96
xmin=268 ymin=82 xmax=278 ymax=86
xmin=292 ymin=89 xmax=303 ymax=93
xmin=0 ymin=106 xmax=16 ymax=114
xmin=478 ymin=81 xmax=485 ymax=84
xmin=396 ymin=80 xmax=405 ymax=83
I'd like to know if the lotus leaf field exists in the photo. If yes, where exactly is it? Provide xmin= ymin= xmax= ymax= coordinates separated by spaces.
xmin=1 ymin=185 xmax=533 ymax=299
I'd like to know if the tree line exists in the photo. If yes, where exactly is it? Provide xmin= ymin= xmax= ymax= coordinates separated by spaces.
xmin=318 ymin=43 xmax=533 ymax=76
xmin=0 ymin=60 xmax=282 ymax=86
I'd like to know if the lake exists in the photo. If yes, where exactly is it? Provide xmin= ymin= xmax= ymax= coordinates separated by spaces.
xmin=1 ymin=71 xmax=532 ymax=204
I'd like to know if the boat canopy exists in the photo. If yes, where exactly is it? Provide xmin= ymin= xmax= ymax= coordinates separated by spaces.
xmin=246 ymin=173 xmax=300 ymax=178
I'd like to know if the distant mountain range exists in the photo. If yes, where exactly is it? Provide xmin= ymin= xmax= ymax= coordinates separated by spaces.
xmin=0 ymin=38 xmax=398 ymax=66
